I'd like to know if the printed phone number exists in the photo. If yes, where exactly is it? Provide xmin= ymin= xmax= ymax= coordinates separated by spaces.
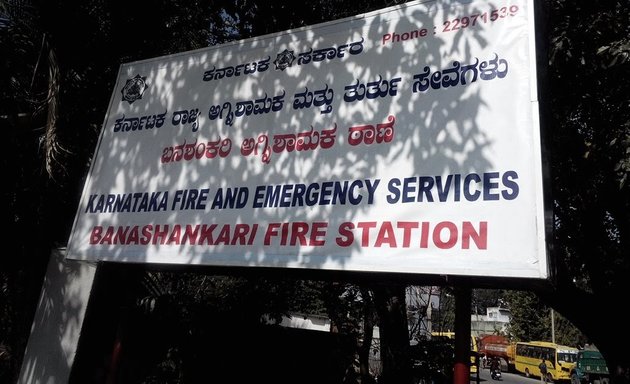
xmin=442 ymin=5 xmax=520 ymax=33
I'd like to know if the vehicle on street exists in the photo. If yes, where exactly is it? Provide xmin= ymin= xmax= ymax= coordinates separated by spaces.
xmin=479 ymin=334 xmax=513 ymax=370
xmin=570 ymin=349 xmax=610 ymax=384
xmin=491 ymin=367 xmax=503 ymax=380
xmin=514 ymin=341 xmax=578 ymax=382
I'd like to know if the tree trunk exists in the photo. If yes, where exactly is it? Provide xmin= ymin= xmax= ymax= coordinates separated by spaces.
xmin=359 ymin=288 xmax=376 ymax=384
xmin=373 ymin=283 xmax=412 ymax=384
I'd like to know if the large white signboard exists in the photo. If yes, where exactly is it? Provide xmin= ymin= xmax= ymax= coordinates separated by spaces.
xmin=66 ymin=0 xmax=548 ymax=278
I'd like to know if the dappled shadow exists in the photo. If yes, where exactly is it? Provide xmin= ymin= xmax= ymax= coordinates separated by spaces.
xmin=17 ymin=249 xmax=96 ymax=383
xmin=14 ymin=1 xmax=552 ymax=383
xmin=66 ymin=0 xmax=545 ymax=279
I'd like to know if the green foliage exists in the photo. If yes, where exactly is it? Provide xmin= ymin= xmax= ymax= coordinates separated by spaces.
xmin=553 ymin=313 xmax=588 ymax=348
xmin=1 ymin=0 xmax=630 ymax=381
xmin=410 ymin=338 xmax=454 ymax=384
xmin=547 ymin=0 xmax=630 ymax=294
xmin=504 ymin=290 xmax=586 ymax=348
xmin=2 ymin=1 xmax=401 ymax=380
xmin=431 ymin=287 xmax=455 ymax=333
xmin=504 ymin=290 xmax=551 ymax=342
xmin=472 ymin=289 xmax=505 ymax=315
xmin=542 ymin=0 xmax=630 ymax=371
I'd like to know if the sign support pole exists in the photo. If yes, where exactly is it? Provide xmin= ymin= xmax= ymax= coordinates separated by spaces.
xmin=17 ymin=248 xmax=97 ymax=384
xmin=454 ymin=286 xmax=472 ymax=384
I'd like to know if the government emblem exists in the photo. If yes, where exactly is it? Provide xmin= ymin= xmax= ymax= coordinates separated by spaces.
xmin=121 ymin=74 xmax=148 ymax=104
xmin=273 ymin=49 xmax=295 ymax=71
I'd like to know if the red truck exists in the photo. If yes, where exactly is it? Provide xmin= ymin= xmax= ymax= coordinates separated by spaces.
xmin=478 ymin=335 xmax=515 ymax=371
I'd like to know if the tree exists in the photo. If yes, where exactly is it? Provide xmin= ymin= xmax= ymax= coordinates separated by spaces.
xmin=373 ymin=283 xmax=413 ymax=384
xmin=472 ymin=289 xmax=505 ymax=316
xmin=504 ymin=290 xmax=549 ymax=342
xmin=1 ymin=0 xmax=630 ymax=382
xmin=539 ymin=0 xmax=630 ymax=376
xmin=504 ymin=290 xmax=587 ymax=348
xmin=1 ymin=2 xmax=409 ymax=380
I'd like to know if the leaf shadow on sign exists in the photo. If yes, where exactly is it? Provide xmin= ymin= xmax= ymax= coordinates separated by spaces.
xmin=55 ymin=2 xmax=540 ymax=384
xmin=71 ymin=1 xmax=514 ymax=275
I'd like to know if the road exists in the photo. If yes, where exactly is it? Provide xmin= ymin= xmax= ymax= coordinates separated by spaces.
xmin=472 ymin=367 xmax=545 ymax=384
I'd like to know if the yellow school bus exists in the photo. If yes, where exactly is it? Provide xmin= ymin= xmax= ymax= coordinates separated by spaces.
xmin=431 ymin=332 xmax=479 ymax=374
xmin=514 ymin=341 xmax=578 ymax=381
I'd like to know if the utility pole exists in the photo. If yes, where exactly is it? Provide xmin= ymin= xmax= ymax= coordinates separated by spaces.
xmin=551 ymin=308 xmax=555 ymax=344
